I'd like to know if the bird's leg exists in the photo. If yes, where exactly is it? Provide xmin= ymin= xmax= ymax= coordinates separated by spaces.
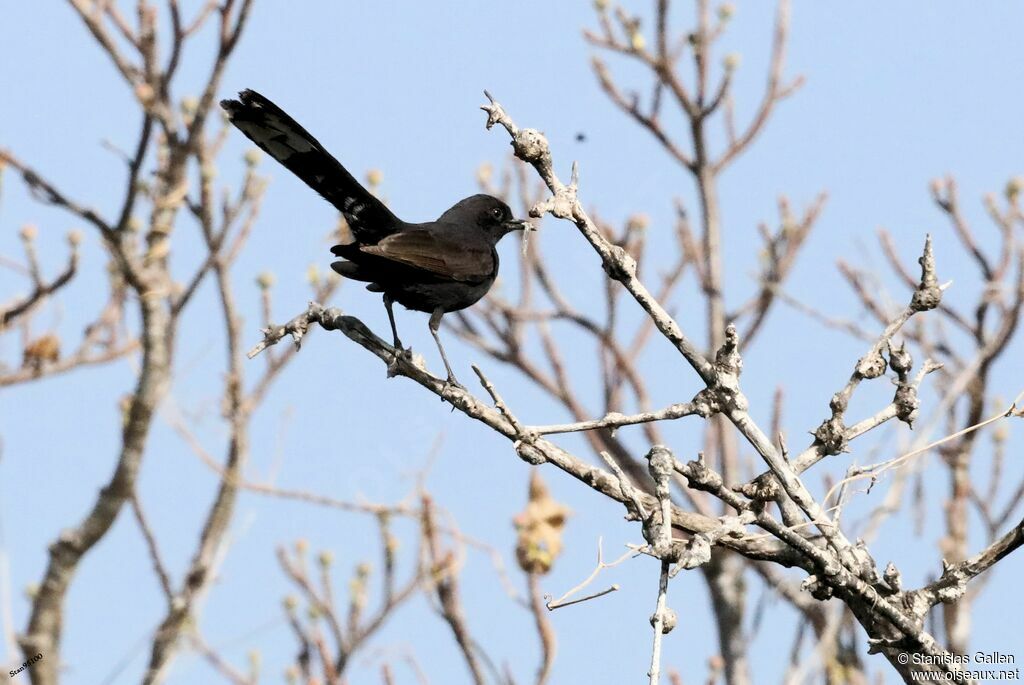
xmin=383 ymin=294 xmax=410 ymax=375
xmin=429 ymin=308 xmax=462 ymax=396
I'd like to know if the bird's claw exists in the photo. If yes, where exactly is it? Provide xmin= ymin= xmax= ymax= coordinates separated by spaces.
xmin=386 ymin=344 xmax=413 ymax=378
xmin=439 ymin=376 xmax=465 ymax=406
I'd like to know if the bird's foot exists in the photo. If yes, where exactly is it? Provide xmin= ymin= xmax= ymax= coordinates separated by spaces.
xmin=386 ymin=344 xmax=413 ymax=378
xmin=439 ymin=375 xmax=465 ymax=406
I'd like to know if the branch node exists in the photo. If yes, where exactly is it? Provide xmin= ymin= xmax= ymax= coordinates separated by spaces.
xmin=650 ymin=606 xmax=677 ymax=634
xmin=910 ymin=234 xmax=942 ymax=311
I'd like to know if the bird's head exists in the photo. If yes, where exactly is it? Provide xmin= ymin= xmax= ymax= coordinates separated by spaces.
xmin=441 ymin=194 xmax=534 ymax=243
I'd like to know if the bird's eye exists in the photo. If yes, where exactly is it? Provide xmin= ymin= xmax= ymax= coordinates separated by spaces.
xmin=491 ymin=207 xmax=504 ymax=220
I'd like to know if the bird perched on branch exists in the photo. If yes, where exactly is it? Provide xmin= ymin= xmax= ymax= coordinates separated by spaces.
xmin=220 ymin=89 xmax=532 ymax=387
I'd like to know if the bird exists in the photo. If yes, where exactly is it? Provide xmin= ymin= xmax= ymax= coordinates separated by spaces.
xmin=220 ymin=89 xmax=531 ymax=388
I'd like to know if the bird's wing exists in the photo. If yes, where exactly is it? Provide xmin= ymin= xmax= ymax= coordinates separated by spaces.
xmin=220 ymin=89 xmax=398 ymax=242
xmin=360 ymin=229 xmax=494 ymax=282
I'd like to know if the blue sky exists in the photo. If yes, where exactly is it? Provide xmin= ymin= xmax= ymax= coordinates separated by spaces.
xmin=2 ymin=2 xmax=1023 ymax=683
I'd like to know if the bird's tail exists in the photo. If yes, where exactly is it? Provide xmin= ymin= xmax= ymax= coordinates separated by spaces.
xmin=220 ymin=89 xmax=397 ymax=242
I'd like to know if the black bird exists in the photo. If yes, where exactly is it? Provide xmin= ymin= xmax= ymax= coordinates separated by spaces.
xmin=220 ymin=89 xmax=531 ymax=386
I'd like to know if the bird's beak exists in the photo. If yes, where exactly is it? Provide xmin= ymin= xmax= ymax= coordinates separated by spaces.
xmin=503 ymin=218 xmax=535 ymax=232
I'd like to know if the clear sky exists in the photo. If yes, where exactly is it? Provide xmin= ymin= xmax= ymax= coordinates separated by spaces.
xmin=2 ymin=2 xmax=1023 ymax=683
